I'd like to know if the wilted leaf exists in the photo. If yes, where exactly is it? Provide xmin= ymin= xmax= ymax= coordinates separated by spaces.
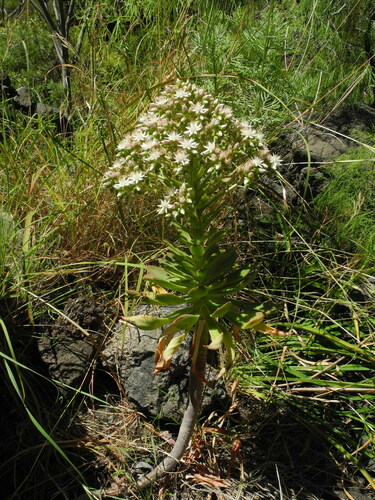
xmin=163 ymin=333 xmax=187 ymax=363
xmin=217 ymin=329 xmax=237 ymax=378
xmin=189 ymin=473 xmax=229 ymax=489
xmin=254 ymin=322 xmax=291 ymax=336
xmin=154 ymin=332 xmax=187 ymax=372
xmin=152 ymin=285 xmax=168 ymax=294
xmin=230 ymin=323 xmax=241 ymax=342
xmin=154 ymin=335 xmax=168 ymax=372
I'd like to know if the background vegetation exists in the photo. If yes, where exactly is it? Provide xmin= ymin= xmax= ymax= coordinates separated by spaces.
xmin=1 ymin=0 xmax=374 ymax=498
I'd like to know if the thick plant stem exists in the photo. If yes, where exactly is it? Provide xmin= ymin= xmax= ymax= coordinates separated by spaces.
xmin=137 ymin=321 xmax=209 ymax=489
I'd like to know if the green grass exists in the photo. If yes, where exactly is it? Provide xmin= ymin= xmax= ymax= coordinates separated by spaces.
xmin=0 ymin=0 xmax=374 ymax=498
xmin=314 ymin=139 xmax=375 ymax=262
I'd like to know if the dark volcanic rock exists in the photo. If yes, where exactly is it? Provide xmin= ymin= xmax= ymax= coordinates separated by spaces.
xmin=103 ymin=306 xmax=228 ymax=420
xmin=269 ymin=103 xmax=375 ymax=204
xmin=38 ymin=298 xmax=104 ymax=394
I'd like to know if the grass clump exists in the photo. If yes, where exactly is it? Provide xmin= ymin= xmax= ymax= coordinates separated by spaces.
xmin=314 ymin=139 xmax=375 ymax=262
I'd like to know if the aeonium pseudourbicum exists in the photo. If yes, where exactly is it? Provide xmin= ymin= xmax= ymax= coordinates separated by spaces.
xmin=104 ymin=79 xmax=288 ymax=487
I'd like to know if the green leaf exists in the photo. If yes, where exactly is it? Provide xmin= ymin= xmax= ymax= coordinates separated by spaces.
xmin=162 ymin=314 xmax=200 ymax=336
xmin=144 ymin=265 xmax=171 ymax=281
xmin=204 ymin=314 xmax=226 ymax=350
xmin=145 ymin=293 xmax=188 ymax=306
xmin=122 ymin=314 xmax=172 ymax=330
xmin=163 ymin=333 xmax=187 ymax=363
xmin=199 ymin=248 xmax=237 ymax=284
xmin=224 ymin=310 xmax=265 ymax=329
xmin=190 ymin=244 xmax=205 ymax=261
xmin=211 ymin=301 xmax=233 ymax=318
xmin=204 ymin=313 xmax=223 ymax=339
xmin=202 ymin=242 xmax=221 ymax=261
xmin=145 ymin=278 xmax=190 ymax=293
xmin=188 ymin=285 xmax=209 ymax=301
xmin=206 ymin=332 xmax=224 ymax=350
xmin=208 ymin=267 xmax=258 ymax=291
xmin=158 ymin=259 xmax=197 ymax=281
xmin=164 ymin=241 xmax=192 ymax=260
xmin=217 ymin=329 xmax=237 ymax=378
xmin=171 ymin=225 xmax=193 ymax=245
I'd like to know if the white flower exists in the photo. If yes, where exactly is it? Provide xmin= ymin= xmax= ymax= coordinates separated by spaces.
xmin=203 ymin=141 xmax=216 ymax=155
xmin=105 ymin=80 xmax=280 ymax=216
xmin=114 ymin=176 xmax=136 ymax=189
xmin=132 ymin=130 xmax=148 ymax=142
xmin=179 ymin=138 xmax=199 ymax=150
xmin=209 ymin=117 xmax=220 ymax=127
xmin=252 ymin=157 xmax=264 ymax=168
xmin=147 ymin=148 xmax=163 ymax=161
xmin=270 ymin=154 xmax=282 ymax=169
xmin=174 ymin=149 xmax=190 ymax=165
xmin=218 ymin=105 xmax=233 ymax=118
xmin=186 ymin=121 xmax=202 ymax=136
xmin=154 ymin=96 xmax=169 ymax=106
xmin=117 ymin=135 xmax=132 ymax=150
xmin=141 ymin=139 xmax=158 ymax=151
xmin=254 ymin=132 xmax=264 ymax=143
xmin=165 ymin=131 xmax=182 ymax=142
xmin=190 ymin=102 xmax=208 ymax=114
xmin=240 ymin=124 xmax=256 ymax=139
xmin=131 ymin=171 xmax=145 ymax=183
xmin=157 ymin=198 xmax=173 ymax=215
xmin=112 ymin=158 xmax=126 ymax=169
xmin=139 ymin=111 xmax=160 ymax=125
xmin=143 ymin=113 xmax=159 ymax=126
xmin=175 ymin=88 xmax=190 ymax=98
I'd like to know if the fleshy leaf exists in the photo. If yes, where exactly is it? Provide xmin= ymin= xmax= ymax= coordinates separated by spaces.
xmin=216 ymin=329 xmax=237 ymax=379
xmin=211 ymin=301 xmax=232 ymax=318
xmin=122 ymin=314 xmax=171 ymax=330
xmin=144 ymin=265 xmax=171 ymax=281
xmin=163 ymin=333 xmax=187 ymax=362
xmin=208 ymin=267 xmax=258 ymax=291
xmin=204 ymin=314 xmax=224 ymax=343
xmin=190 ymin=244 xmax=205 ymax=260
xmin=145 ymin=293 xmax=188 ymax=306
xmin=188 ymin=286 xmax=209 ymax=301
xmin=145 ymin=278 xmax=190 ymax=293
xmin=162 ymin=314 xmax=200 ymax=337
xmin=201 ymin=248 xmax=237 ymax=283
xmin=224 ymin=310 xmax=265 ymax=329
xmin=205 ymin=332 xmax=224 ymax=350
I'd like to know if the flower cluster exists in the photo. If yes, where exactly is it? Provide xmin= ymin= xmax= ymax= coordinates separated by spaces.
xmin=104 ymin=80 xmax=281 ymax=217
